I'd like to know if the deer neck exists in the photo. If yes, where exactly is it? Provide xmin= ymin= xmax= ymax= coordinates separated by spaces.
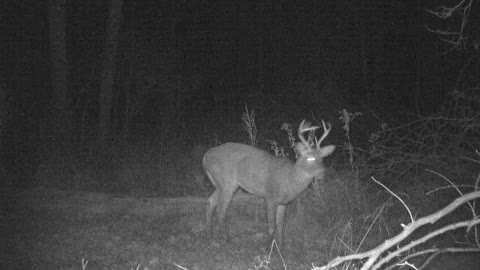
xmin=287 ymin=161 xmax=315 ymax=194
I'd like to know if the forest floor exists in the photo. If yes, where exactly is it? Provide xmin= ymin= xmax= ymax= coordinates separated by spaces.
xmin=2 ymin=187 xmax=479 ymax=270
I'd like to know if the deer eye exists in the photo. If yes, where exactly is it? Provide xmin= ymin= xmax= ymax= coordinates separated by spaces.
xmin=307 ymin=157 xmax=316 ymax=162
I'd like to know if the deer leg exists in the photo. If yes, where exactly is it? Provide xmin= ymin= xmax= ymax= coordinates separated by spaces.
xmin=265 ymin=200 xmax=277 ymax=248
xmin=217 ymin=186 xmax=236 ymax=242
xmin=206 ymin=188 xmax=219 ymax=238
xmin=205 ymin=171 xmax=219 ymax=238
xmin=275 ymin=204 xmax=286 ymax=249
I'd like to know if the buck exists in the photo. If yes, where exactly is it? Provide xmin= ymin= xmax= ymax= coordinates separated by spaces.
xmin=203 ymin=120 xmax=335 ymax=248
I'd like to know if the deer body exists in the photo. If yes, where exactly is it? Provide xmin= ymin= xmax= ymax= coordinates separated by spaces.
xmin=203 ymin=120 xmax=335 ymax=248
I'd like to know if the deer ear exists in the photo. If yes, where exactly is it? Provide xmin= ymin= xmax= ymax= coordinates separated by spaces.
xmin=295 ymin=142 xmax=309 ymax=155
xmin=319 ymin=145 xmax=335 ymax=157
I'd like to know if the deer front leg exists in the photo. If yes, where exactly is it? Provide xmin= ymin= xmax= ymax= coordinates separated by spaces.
xmin=275 ymin=204 xmax=286 ymax=249
xmin=265 ymin=200 xmax=277 ymax=248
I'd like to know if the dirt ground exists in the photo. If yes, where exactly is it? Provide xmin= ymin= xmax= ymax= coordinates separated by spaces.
xmin=3 ymin=187 xmax=312 ymax=270
xmin=2 ymin=187 xmax=479 ymax=270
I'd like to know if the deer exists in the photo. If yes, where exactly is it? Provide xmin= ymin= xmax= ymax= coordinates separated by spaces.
xmin=202 ymin=119 xmax=335 ymax=248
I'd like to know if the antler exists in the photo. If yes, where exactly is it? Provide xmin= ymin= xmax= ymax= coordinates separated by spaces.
xmin=315 ymin=120 xmax=332 ymax=148
xmin=298 ymin=120 xmax=319 ymax=148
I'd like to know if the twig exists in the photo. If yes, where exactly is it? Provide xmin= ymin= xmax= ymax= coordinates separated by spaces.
xmin=355 ymin=204 xmax=386 ymax=252
xmin=427 ymin=169 xmax=479 ymax=243
xmin=371 ymin=176 xmax=414 ymax=224
xmin=426 ymin=184 xmax=476 ymax=195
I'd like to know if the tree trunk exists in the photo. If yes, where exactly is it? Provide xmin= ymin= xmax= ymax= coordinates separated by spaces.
xmin=256 ymin=0 xmax=265 ymax=91
xmin=98 ymin=0 xmax=123 ymax=142
xmin=0 ymin=84 xmax=7 ymax=177
xmin=121 ymin=24 xmax=137 ymax=143
xmin=352 ymin=0 xmax=368 ymax=104
xmin=48 ymin=0 xmax=69 ymax=139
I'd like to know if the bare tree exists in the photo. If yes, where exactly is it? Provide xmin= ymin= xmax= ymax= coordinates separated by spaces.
xmin=48 ymin=0 xmax=69 ymax=138
xmin=426 ymin=0 xmax=475 ymax=51
xmin=98 ymin=0 xmax=123 ymax=141
xmin=0 ymin=83 xmax=7 ymax=176
xmin=255 ymin=0 xmax=265 ymax=91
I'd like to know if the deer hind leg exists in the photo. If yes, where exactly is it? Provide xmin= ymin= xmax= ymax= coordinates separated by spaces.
xmin=206 ymin=188 xmax=219 ymax=238
xmin=205 ymin=171 xmax=220 ymax=238
xmin=216 ymin=184 xmax=237 ymax=242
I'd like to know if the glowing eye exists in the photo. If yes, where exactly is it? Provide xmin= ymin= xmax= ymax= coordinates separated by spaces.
xmin=307 ymin=157 xmax=316 ymax=162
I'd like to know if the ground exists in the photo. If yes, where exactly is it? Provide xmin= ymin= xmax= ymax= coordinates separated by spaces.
xmin=3 ymin=187 xmax=315 ymax=270
xmin=2 ymin=187 xmax=479 ymax=270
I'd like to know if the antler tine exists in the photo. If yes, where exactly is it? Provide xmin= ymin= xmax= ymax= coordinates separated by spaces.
xmin=298 ymin=120 xmax=319 ymax=147
xmin=315 ymin=120 xmax=332 ymax=148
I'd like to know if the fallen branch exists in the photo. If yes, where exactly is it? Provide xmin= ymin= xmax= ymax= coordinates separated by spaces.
xmin=313 ymin=190 xmax=480 ymax=270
